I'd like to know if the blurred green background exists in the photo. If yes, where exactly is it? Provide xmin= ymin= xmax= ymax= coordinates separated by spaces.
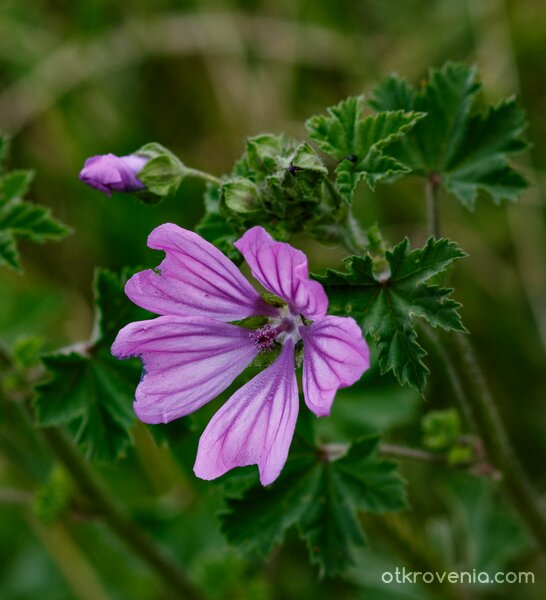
xmin=1 ymin=0 xmax=546 ymax=598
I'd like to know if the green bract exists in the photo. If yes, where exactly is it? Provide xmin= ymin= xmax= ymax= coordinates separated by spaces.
xmin=218 ymin=135 xmax=333 ymax=240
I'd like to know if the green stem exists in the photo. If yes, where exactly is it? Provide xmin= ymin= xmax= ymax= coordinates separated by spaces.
xmin=323 ymin=177 xmax=368 ymax=254
xmin=2 ymin=354 xmax=203 ymax=598
xmin=28 ymin=517 xmax=111 ymax=600
xmin=185 ymin=167 xmax=221 ymax=186
xmin=426 ymin=175 xmax=441 ymax=238
xmin=379 ymin=443 xmax=447 ymax=464
xmin=41 ymin=428 xmax=204 ymax=600
xmin=420 ymin=326 xmax=477 ymax=431
xmin=452 ymin=333 xmax=546 ymax=554
xmin=0 ymin=488 xmax=33 ymax=505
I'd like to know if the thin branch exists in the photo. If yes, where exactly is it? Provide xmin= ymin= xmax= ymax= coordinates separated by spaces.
xmin=0 ymin=487 xmax=33 ymax=505
xmin=423 ymin=175 xmax=546 ymax=555
xmin=426 ymin=174 xmax=441 ymax=238
xmin=452 ymin=333 xmax=546 ymax=554
xmin=379 ymin=443 xmax=446 ymax=464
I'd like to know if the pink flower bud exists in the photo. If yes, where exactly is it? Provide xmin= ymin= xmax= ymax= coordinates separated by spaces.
xmin=79 ymin=153 xmax=148 ymax=195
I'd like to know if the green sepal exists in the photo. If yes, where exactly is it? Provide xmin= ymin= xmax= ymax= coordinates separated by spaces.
xmin=222 ymin=136 xmax=332 ymax=239
xmin=134 ymin=142 xmax=188 ymax=201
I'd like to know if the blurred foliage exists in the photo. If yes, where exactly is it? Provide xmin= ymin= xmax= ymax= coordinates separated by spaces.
xmin=1 ymin=0 xmax=546 ymax=598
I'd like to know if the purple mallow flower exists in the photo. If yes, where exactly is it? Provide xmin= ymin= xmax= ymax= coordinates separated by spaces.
xmin=112 ymin=224 xmax=369 ymax=485
xmin=79 ymin=153 xmax=148 ymax=195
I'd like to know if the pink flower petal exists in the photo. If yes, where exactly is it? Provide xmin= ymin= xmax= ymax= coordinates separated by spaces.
xmin=111 ymin=316 xmax=260 ymax=424
xmin=300 ymin=316 xmax=369 ymax=417
xmin=234 ymin=226 xmax=328 ymax=320
xmin=125 ymin=223 xmax=277 ymax=321
xmin=194 ymin=339 xmax=298 ymax=486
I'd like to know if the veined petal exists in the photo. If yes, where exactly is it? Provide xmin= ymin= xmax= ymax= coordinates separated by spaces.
xmin=111 ymin=316 xmax=259 ymax=424
xmin=300 ymin=316 xmax=369 ymax=417
xmin=125 ymin=223 xmax=276 ymax=321
xmin=234 ymin=226 xmax=328 ymax=320
xmin=194 ymin=339 xmax=298 ymax=486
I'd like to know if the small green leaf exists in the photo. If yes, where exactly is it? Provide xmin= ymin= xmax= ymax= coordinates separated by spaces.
xmin=220 ymin=436 xmax=407 ymax=577
xmin=0 ymin=170 xmax=34 ymax=201
xmin=315 ymin=237 xmax=466 ymax=392
xmin=369 ymin=63 xmax=529 ymax=208
xmin=0 ymin=230 xmax=20 ymax=271
xmin=305 ymin=96 xmax=424 ymax=201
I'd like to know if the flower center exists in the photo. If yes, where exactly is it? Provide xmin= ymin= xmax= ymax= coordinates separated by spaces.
xmin=252 ymin=310 xmax=303 ymax=351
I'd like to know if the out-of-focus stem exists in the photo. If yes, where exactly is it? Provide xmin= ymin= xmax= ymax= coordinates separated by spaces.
xmin=28 ymin=518 xmax=111 ymax=600
xmin=41 ymin=427 xmax=204 ymax=600
xmin=362 ymin=514 xmax=470 ymax=600
xmin=452 ymin=333 xmax=546 ymax=554
xmin=426 ymin=175 xmax=441 ymax=238
xmin=420 ymin=326 xmax=477 ymax=430
xmin=424 ymin=181 xmax=546 ymax=555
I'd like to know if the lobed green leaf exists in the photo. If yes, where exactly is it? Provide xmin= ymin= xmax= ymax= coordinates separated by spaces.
xmin=369 ymin=62 xmax=529 ymax=208
xmin=315 ymin=237 xmax=467 ymax=393
xmin=305 ymin=96 xmax=424 ymax=201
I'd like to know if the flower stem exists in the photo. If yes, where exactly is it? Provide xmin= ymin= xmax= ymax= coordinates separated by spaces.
xmin=426 ymin=174 xmax=441 ymax=238
xmin=379 ymin=443 xmax=446 ymax=464
xmin=185 ymin=167 xmax=221 ymax=186
xmin=323 ymin=177 xmax=368 ymax=254
xmin=41 ymin=427 xmax=204 ymax=600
